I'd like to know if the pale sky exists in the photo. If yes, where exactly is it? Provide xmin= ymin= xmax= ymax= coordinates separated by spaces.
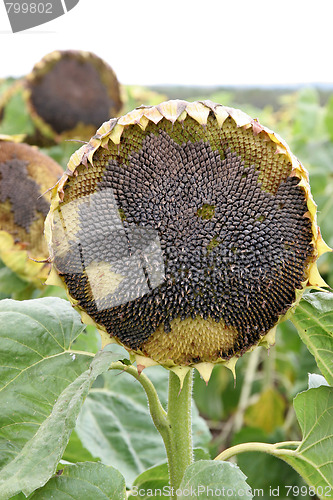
xmin=0 ymin=0 xmax=332 ymax=88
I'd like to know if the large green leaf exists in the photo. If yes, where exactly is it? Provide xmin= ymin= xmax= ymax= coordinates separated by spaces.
xmin=0 ymin=298 xmax=120 ymax=498
xmin=0 ymin=298 xmax=90 ymax=468
xmin=0 ymin=348 xmax=120 ymax=499
xmin=291 ymin=292 xmax=333 ymax=384
xmin=29 ymin=462 xmax=126 ymax=500
xmin=75 ymin=366 xmax=211 ymax=486
xmin=281 ymin=386 xmax=333 ymax=495
xmin=178 ymin=460 xmax=253 ymax=500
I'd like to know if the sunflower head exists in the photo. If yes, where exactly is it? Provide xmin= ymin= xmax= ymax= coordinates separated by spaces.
xmin=23 ymin=50 xmax=122 ymax=144
xmin=0 ymin=136 xmax=63 ymax=284
xmin=45 ymin=100 xmax=330 ymax=380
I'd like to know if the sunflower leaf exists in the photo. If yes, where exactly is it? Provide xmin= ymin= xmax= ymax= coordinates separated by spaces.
xmin=279 ymin=386 xmax=333 ymax=496
xmin=0 ymin=298 xmax=120 ymax=499
xmin=291 ymin=291 xmax=333 ymax=384
xmin=178 ymin=460 xmax=253 ymax=500
xmin=29 ymin=462 xmax=127 ymax=500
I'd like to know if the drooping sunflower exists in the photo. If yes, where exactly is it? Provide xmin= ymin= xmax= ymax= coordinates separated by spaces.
xmin=45 ymin=100 xmax=330 ymax=380
xmin=0 ymin=50 xmax=123 ymax=146
xmin=0 ymin=136 xmax=63 ymax=285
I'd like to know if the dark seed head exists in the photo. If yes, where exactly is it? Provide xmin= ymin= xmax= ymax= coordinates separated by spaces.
xmin=48 ymin=101 xmax=325 ymax=368
xmin=26 ymin=50 xmax=122 ymax=141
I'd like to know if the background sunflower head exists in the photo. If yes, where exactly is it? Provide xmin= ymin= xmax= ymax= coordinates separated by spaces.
xmin=0 ymin=136 xmax=63 ymax=285
xmin=46 ymin=100 xmax=330 ymax=378
xmin=26 ymin=50 xmax=123 ymax=145
xmin=0 ymin=50 xmax=123 ymax=147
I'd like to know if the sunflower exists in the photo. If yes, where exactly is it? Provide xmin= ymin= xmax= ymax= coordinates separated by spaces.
xmin=0 ymin=136 xmax=63 ymax=285
xmin=0 ymin=51 xmax=123 ymax=146
xmin=45 ymin=100 xmax=330 ymax=380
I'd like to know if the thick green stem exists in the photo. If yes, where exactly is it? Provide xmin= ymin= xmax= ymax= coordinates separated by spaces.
xmin=109 ymin=362 xmax=194 ymax=498
xmin=166 ymin=370 xmax=193 ymax=496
